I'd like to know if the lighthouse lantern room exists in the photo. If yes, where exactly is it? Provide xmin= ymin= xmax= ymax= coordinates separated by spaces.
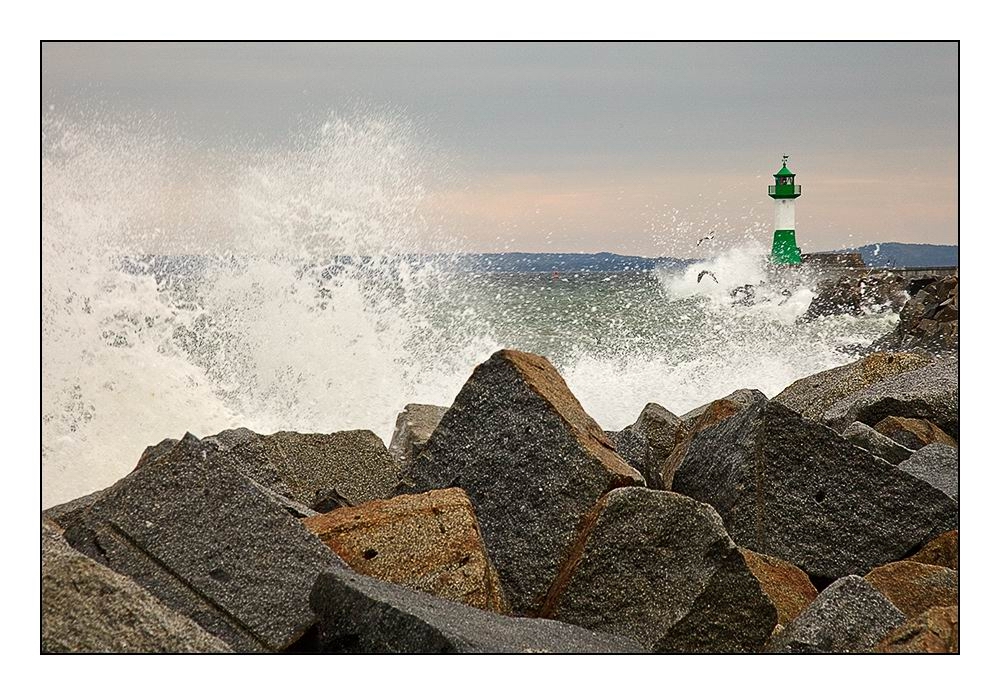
xmin=768 ymin=155 xmax=802 ymax=266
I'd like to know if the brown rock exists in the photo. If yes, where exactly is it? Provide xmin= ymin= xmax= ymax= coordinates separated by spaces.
xmin=874 ymin=416 xmax=957 ymax=449
xmin=864 ymin=560 xmax=958 ymax=619
xmin=875 ymin=605 xmax=958 ymax=653
xmin=908 ymin=530 xmax=958 ymax=570
xmin=739 ymin=549 xmax=818 ymax=627
xmin=304 ymin=488 xmax=506 ymax=613
xmin=774 ymin=353 xmax=932 ymax=422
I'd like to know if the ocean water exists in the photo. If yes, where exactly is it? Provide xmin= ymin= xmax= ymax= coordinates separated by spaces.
xmin=41 ymin=112 xmax=898 ymax=507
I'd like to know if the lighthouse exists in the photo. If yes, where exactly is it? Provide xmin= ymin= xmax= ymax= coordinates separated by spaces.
xmin=768 ymin=155 xmax=802 ymax=265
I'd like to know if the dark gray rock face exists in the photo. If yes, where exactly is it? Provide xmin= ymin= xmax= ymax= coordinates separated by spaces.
xmin=899 ymin=444 xmax=958 ymax=500
xmin=399 ymin=349 xmax=644 ymax=616
xmin=802 ymin=272 xmax=908 ymax=321
xmin=869 ymin=276 xmax=958 ymax=354
xmin=820 ymin=358 xmax=958 ymax=438
xmin=43 ymin=487 xmax=109 ymax=530
xmin=672 ymin=399 xmax=958 ymax=580
xmin=42 ymin=519 xmax=230 ymax=654
xmin=309 ymin=565 xmax=646 ymax=654
xmin=608 ymin=403 xmax=687 ymax=489
xmin=842 ymin=421 xmax=914 ymax=465
xmin=388 ymin=403 xmax=448 ymax=472
xmin=767 ymin=576 xmax=906 ymax=653
xmin=774 ymin=352 xmax=932 ymax=422
xmin=61 ymin=433 xmax=346 ymax=652
xmin=139 ymin=427 xmax=400 ymax=508
xmin=542 ymin=488 xmax=776 ymax=653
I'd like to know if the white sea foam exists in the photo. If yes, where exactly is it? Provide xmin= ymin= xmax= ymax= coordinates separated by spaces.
xmin=41 ymin=111 xmax=897 ymax=507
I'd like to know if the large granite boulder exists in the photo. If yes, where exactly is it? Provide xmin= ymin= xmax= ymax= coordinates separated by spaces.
xmin=43 ymin=487 xmax=109 ymax=530
xmin=899 ymin=444 xmax=958 ymax=500
xmin=671 ymin=399 xmax=958 ymax=580
xmin=42 ymin=519 xmax=230 ymax=653
xmin=864 ymin=560 xmax=958 ymax=620
xmin=739 ymin=549 xmax=818 ymax=628
xmin=874 ymin=605 xmax=959 ymax=653
xmin=820 ymin=358 xmax=958 ymax=438
xmin=774 ymin=352 xmax=931 ymax=422
xmin=541 ymin=488 xmax=776 ymax=653
xmin=398 ymin=349 xmax=644 ymax=615
xmin=303 ymin=488 xmax=506 ymax=612
xmin=387 ymin=404 xmax=448 ymax=472
xmin=874 ymin=416 xmax=957 ymax=450
xmin=61 ymin=433 xmax=346 ymax=652
xmin=767 ymin=576 xmax=905 ymax=653
xmin=139 ymin=427 xmax=400 ymax=509
xmin=842 ymin=421 xmax=914 ymax=465
xmin=308 ymin=565 xmax=646 ymax=654
xmin=907 ymin=530 xmax=958 ymax=570
xmin=608 ymin=403 xmax=687 ymax=489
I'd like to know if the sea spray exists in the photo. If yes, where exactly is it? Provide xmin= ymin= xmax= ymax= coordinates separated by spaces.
xmin=42 ymin=110 xmax=897 ymax=508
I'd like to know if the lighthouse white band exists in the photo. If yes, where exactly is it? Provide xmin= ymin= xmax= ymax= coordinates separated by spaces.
xmin=774 ymin=198 xmax=795 ymax=230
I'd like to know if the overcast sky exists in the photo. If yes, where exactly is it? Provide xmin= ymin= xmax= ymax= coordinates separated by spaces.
xmin=42 ymin=41 xmax=957 ymax=255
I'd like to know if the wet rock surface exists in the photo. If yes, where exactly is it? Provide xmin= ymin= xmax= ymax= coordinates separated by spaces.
xmin=399 ymin=349 xmax=644 ymax=615
xmin=304 ymin=488 xmax=506 ymax=612
xmin=766 ymin=576 xmax=906 ymax=653
xmin=542 ymin=488 xmax=776 ymax=653
xmin=672 ymin=398 xmax=958 ymax=580
xmin=309 ymin=565 xmax=646 ymax=654
xmin=60 ymin=433 xmax=346 ymax=652
xmin=42 ymin=519 xmax=230 ymax=654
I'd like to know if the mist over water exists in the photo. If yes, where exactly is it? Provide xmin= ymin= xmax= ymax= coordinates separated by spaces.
xmin=42 ymin=111 xmax=897 ymax=507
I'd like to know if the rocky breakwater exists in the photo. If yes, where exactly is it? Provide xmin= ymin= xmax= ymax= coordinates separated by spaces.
xmin=43 ymin=346 xmax=957 ymax=654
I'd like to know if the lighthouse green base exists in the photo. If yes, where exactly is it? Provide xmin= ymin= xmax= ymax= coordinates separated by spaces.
xmin=771 ymin=230 xmax=802 ymax=266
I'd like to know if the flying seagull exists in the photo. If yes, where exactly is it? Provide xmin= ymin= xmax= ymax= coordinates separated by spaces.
xmin=697 ymin=270 xmax=718 ymax=284
xmin=696 ymin=230 xmax=716 ymax=246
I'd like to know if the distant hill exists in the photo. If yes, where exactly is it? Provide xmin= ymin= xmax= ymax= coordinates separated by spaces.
xmin=835 ymin=243 xmax=958 ymax=268
xmin=450 ymin=252 xmax=692 ymax=273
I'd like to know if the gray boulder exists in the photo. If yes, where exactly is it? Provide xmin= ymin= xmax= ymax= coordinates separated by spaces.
xmin=820 ymin=358 xmax=958 ymax=438
xmin=774 ymin=352 xmax=932 ymax=422
xmin=672 ymin=399 xmax=958 ymax=580
xmin=398 ymin=349 xmax=644 ymax=615
xmin=61 ymin=433 xmax=346 ymax=652
xmin=541 ymin=488 xmax=776 ymax=653
xmin=767 ymin=576 xmax=906 ymax=653
xmin=43 ymin=487 xmax=109 ymax=530
xmin=608 ymin=403 xmax=687 ymax=489
xmin=899 ymin=444 xmax=958 ymax=500
xmin=141 ymin=427 xmax=400 ymax=509
xmin=42 ymin=519 xmax=230 ymax=654
xmin=387 ymin=403 xmax=448 ymax=472
xmin=842 ymin=421 xmax=914 ymax=465
xmin=309 ymin=565 xmax=646 ymax=654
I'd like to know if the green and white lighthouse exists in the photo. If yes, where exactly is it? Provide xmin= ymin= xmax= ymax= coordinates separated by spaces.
xmin=768 ymin=155 xmax=802 ymax=265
